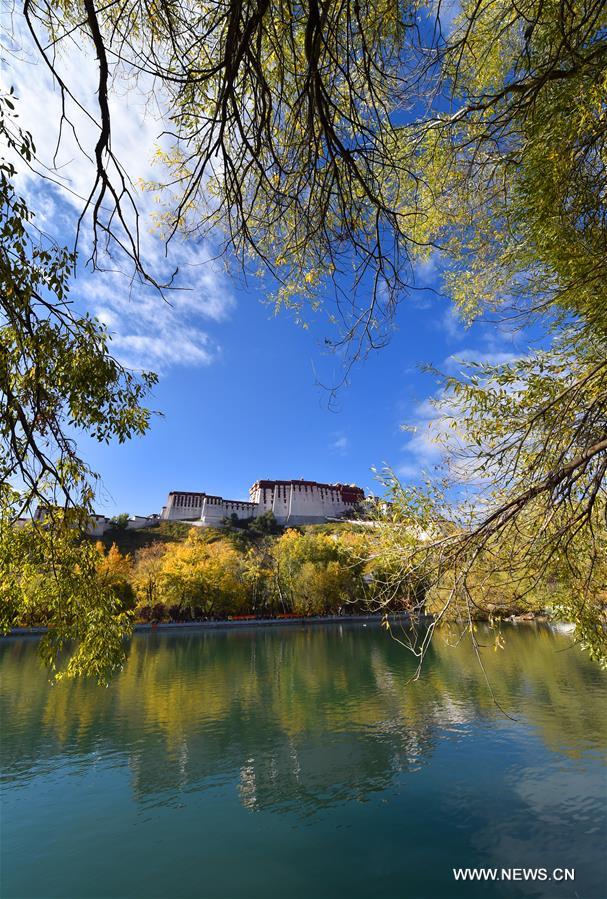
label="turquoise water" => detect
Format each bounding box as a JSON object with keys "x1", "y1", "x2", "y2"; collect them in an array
[{"x1": 1, "y1": 623, "x2": 606, "y2": 899}]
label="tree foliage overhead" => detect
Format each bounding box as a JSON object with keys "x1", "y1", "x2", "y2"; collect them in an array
[
  {"x1": 19, "y1": 1, "x2": 607, "y2": 346},
  {"x1": 22, "y1": 0, "x2": 438, "y2": 358}
]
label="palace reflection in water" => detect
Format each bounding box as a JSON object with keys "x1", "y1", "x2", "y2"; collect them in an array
[{"x1": 1, "y1": 623, "x2": 606, "y2": 899}]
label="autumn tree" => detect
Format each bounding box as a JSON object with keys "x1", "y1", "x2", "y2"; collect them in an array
[
  {"x1": 160, "y1": 529, "x2": 247, "y2": 618},
  {"x1": 131, "y1": 543, "x2": 168, "y2": 612},
  {"x1": 96, "y1": 542, "x2": 136, "y2": 611}
]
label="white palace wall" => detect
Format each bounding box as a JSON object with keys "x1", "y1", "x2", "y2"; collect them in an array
[{"x1": 161, "y1": 479, "x2": 364, "y2": 527}]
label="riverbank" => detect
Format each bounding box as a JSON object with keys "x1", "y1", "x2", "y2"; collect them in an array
[
  {"x1": 7, "y1": 612, "x2": 432, "y2": 636},
  {"x1": 5, "y1": 611, "x2": 566, "y2": 637}
]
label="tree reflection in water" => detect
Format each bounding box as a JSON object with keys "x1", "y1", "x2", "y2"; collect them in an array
[{"x1": 2, "y1": 623, "x2": 605, "y2": 815}]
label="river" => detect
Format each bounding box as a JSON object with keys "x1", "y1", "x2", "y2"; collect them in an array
[{"x1": 1, "y1": 622, "x2": 605, "y2": 898}]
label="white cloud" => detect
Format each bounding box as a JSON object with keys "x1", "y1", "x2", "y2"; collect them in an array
[
  {"x1": 398, "y1": 390, "x2": 490, "y2": 492},
  {"x1": 110, "y1": 331, "x2": 214, "y2": 370},
  {"x1": 397, "y1": 343, "x2": 527, "y2": 487},
  {"x1": 444, "y1": 349, "x2": 521, "y2": 374},
  {"x1": 5, "y1": 16, "x2": 234, "y2": 372},
  {"x1": 412, "y1": 251, "x2": 443, "y2": 288},
  {"x1": 330, "y1": 434, "x2": 350, "y2": 455},
  {"x1": 398, "y1": 397, "x2": 448, "y2": 481},
  {"x1": 408, "y1": 251, "x2": 446, "y2": 309},
  {"x1": 440, "y1": 304, "x2": 468, "y2": 341},
  {"x1": 396, "y1": 461, "x2": 424, "y2": 480}
]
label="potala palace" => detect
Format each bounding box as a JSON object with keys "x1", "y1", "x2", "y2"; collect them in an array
[
  {"x1": 161, "y1": 478, "x2": 366, "y2": 527},
  {"x1": 27, "y1": 477, "x2": 367, "y2": 537}
]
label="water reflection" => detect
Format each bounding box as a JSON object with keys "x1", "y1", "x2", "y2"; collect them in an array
[
  {"x1": 3, "y1": 623, "x2": 607, "y2": 899},
  {"x1": 1, "y1": 624, "x2": 605, "y2": 815}
]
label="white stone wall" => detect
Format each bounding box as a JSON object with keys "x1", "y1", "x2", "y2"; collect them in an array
[
  {"x1": 200, "y1": 496, "x2": 257, "y2": 526},
  {"x1": 125, "y1": 515, "x2": 160, "y2": 531},
  {"x1": 87, "y1": 515, "x2": 111, "y2": 537},
  {"x1": 162, "y1": 492, "x2": 257, "y2": 524},
  {"x1": 163, "y1": 480, "x2": 364, "y2": 527},
  {"x1": 162, "y1": 492, "x2": 206, "y2": 520},
  {"x1": 30, "y1": 508, "x2": 158, "y2": 536},
  {"x1": 249, "y1": 481, "x2": 362, "y2": 524}
]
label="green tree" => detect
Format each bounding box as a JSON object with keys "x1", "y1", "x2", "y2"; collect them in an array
[
  {"x1": 1, "y1": 517, "x2": 133, "y2": 681},
  {"x1": 249, "y1": 511, "x2": 281, "y2": 536},
  {"x1": 271, "y1": 529, "x2": 365, "y2": 614},
  {"x1": 109, "y1": 513, "x2": 130, "y2": 532},
  {"x1": 19, "y1": 0, "x2": 426, "y2": 360}
]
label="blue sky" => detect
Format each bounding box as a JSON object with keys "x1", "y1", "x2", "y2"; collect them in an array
[
  {"x1": 8, "y1": 23, "x2": 531, "y2": 517},
  {"x1": 76, "y1": 273, "x2": 528, "y2": 518}
]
